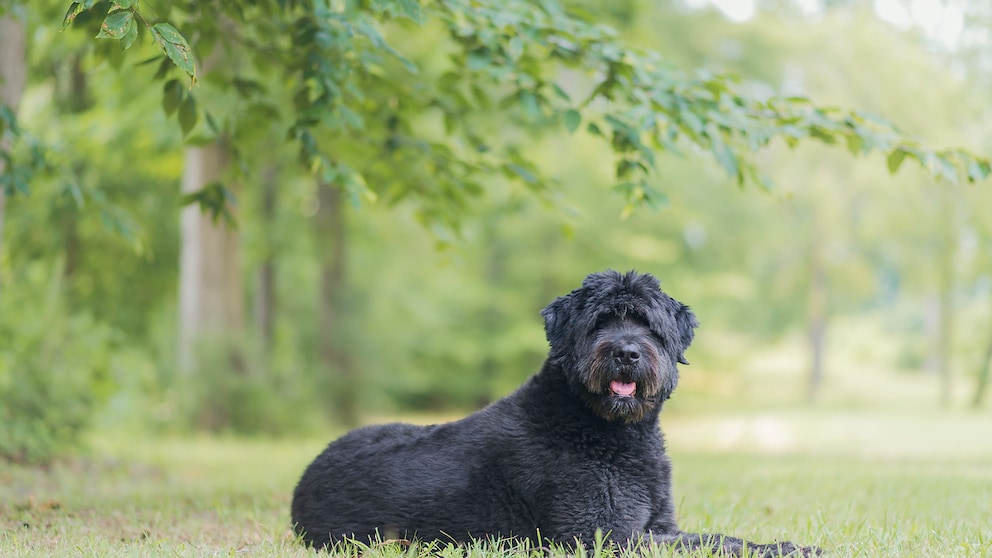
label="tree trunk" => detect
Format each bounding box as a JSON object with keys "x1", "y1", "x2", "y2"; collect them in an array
[
  {"x1": 969, "y1": 284, "x2": 992, "y2": 407},
  {"x1": 936, "y1": 272, "x2": 953, "y2": 408},
  {"x1": 935, "y1": 186, "x2": 954, "y2": 408},
  {"x1": 806, "y1": 227, "x2": 827, "y2": 402},
  {"x1": 177, "y1": 141, "x2": 243, "y2": 373},
  {"x1": 315, "y1": 181, "x2": 357, "y2": 427},
  {"x1": 971, "y1": 320, "x2": 992, "y2": 408},
  {"x1": 0, "y1": 14, "x2": 27, "y2": 272},
  {"x1": 254, "y1": 166, "x2": 277, "y2": 359},
  {"x1": 476, "y1": 222, "x2": 508, "y2": 408},
  {"x1": 59, "y1": 56, "x2": 89, "y2": 288},
  {"x1": 922, "y1": 294, "x2": 941, "y2": 375},
  {"x1": 175, "y1": 39, "x2": 243, "y2": 375}
]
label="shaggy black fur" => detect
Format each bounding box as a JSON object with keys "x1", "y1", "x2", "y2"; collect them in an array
[{"x1": 291, "y1": 270, "x2": 820, "y2": 557}]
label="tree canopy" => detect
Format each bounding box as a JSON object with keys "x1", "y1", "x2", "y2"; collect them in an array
[{"x1": 36, "y1": 0, "x2": 990, "y2": 227}]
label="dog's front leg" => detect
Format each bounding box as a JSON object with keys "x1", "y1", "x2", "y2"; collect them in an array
[{"x1": 648, "y1": 531, "x2": 820, "y2": 557}]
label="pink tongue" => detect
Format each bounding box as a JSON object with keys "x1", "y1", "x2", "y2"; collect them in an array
[{"x1": 610, "y1": 381, "x2": 636, "y2": 397}]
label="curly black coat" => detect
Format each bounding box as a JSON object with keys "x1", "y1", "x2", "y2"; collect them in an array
[{"x1": 291, "y1": 270, "x2": 819, "y2": 557}]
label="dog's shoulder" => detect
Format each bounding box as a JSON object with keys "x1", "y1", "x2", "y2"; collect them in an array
[{"x1": 335, "y1": 422, "x2": 422, "y2": 443}]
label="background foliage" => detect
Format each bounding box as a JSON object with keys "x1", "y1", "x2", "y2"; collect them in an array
[{"x1": 2, "y1": 0, "x2": 992, "y2": 464}]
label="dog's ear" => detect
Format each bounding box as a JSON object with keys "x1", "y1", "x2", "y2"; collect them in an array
[
  {"x1": 648, "y1": 297, "x2": 698, "y2": 365},
  {"x1": 541, "y1": 294, "x2": 573, "y2": 348},
  {"x1": 672, "y1": 302, "x2": 698, "y2": 365}
]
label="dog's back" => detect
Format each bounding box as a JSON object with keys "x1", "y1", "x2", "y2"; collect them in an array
[{"x1": 291, "y1": 397, "x2": 537, "y2": 548}]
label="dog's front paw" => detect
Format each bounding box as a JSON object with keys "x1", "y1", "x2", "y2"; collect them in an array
[{"x1": 750, "y1": 541, "x2": 822, "y2": 557}]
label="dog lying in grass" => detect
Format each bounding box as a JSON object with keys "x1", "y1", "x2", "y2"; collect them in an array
[{"x1": 292, "y1": 270, "x2": 820, "y2": 556}]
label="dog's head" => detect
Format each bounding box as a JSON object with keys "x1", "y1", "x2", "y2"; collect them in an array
[{"x1": 541, "y1": 270, "x2": 698, "y2": 423}]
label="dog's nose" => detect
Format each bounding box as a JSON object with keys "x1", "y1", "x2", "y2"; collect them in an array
[{"x1": 614, "y1": 344, "x2": 640, "y2": 365}]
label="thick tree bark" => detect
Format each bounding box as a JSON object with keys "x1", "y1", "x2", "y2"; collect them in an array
[
  {"x1": 0, "y1": 14, "x2": 27, "y2": 270},
  {"x1": 177, "y1": 142, "x2": 243, "y2": 373},
  {"x1": 315, "y1": 182, "x2": 357, "y2": 426}
]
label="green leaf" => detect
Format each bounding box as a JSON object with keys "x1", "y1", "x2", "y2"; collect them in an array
[
  {"x1": 181, "y1": 181, "x2": 236, "y2": 225},
  {"x1": 680, "y1": 110, "x2": 703, "y2": 135},
  {"x1": 710, "y1": 135, "x2": 738, "y2": 178},
  {"x1": 809, "y1": 125, "x2": 836, "y2": 144},
  {"x1": 519, "y1": 91, "x2": 540, "y2": 119},
  {"x1": 0, "y1": 104, "x2": 17, "y2": 131},
  {"x1": 113, "y1": 0, "x2": 135, "y2": 7},
  {"x1": 844, "y1": 134, "x2": 864, "y2": 156},
  {"x1": 507, "y1": 35, "x2": 524, "y2": 61},
  {"x1": 121, "y1": 18, "x2": 138, "y2": 51},
  {"x1": 232, "y1": 78, "x2": 265, "y2": 98},
  {"x1": 967, "y1": 160, "x2": 992, "y2": 182},
  {"x1": 63, "y1": 181, "x2": 85, "y2": 208},
  {"x1": 96, "y1": 10, "x2": 134, "y2": 40},
  {"x1": 372, "y1": 0, "x2": 423, "y2": 23},
  {"x1": 886, "y1": 148, "x2": 907, "y2": 174},
  {"x1": 641, "y1": 184, "x2": 669, "y2": 210},
  {"x1": 616, "y1": 159, "x2": 640, "y2": 179},
  {"x1": 563, "y1": 109, "x2": 581, "y2": 134},
  {"x1": 162, "y1": 79, "x2": 184, "y2": 115},
  {"x1": 178, "y1": 95, "x2": 197, "y2": 136},
  {"x1": 183, "y1": 130, "x2": 218, "y2": 146},
  {"x1": 151, "y1": 23, "x2": 196, "y2": 81},
  {"x1": 396, "y1": 0, "x2": 424, "y2": 23},
  {"x1": 339, "y1": 106, "x2": 365, "y2": 130},
  {"x1": 205, "y1": 112, "x2": 219, "y2": 134},
  {"x1": 942, "y1": 158, "x2": 959, "y2": 183},
  {"x1": 466, "y1": 49, "x2": 490, "y2": 71},
  {"x1": 753, "y1": 171, "x2": 775, "y2": 192},
  {"x1": 506, "y1": 163, "x2": 537, "y2": 184},
  {"x1": 62, "y1": 2, "x2": 84, "y2": 31},
  {"x1": 470, "y1": 84, "x2": 491, "y2": 107},
  {"x1": 13, "y1": 173, "x2": 30, "y2": 195},
  {"x1": 153, "y1": 57, "x2": 173, "y2": 81},
  {"x1": 550, "y1": 83, "x2": 571, "y2": 101}
]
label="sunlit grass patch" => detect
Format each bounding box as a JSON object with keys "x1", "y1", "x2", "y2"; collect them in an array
[{"x1": 2, "y1": 421, "x2": 991, "y2": 557}]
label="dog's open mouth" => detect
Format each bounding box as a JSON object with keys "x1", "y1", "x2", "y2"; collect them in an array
[{"x1": 609, "y1": 380, "x2": 637, "y2": 397}]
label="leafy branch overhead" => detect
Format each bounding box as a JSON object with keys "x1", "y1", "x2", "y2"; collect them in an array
[
  {"x1": 431, "y1": 0, "x2": 989, "y2": 193},
  {"x1": 63, "y1": 1, "x2": 195, "y2": 81},
  {"x1": 58, "y1": 0, "x2": 989, "y2": 225}
]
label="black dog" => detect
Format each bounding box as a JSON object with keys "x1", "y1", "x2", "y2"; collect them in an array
[{"x1": 292, "y1": 270, "x2": 819, "y2": 556}]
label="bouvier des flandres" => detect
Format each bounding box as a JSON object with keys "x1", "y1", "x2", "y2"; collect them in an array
[{"x1": 292, "y1": 270, "x2": 819, "y2": 556}]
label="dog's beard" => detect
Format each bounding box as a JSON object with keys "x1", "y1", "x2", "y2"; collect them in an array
[{"x1": 579, "y1": 340, "x2": 664, "y2": 424}]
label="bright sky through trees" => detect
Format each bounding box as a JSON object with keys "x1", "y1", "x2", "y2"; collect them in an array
[{"x1": 685, "y1": 0, "x2": 965, "y2": 50}]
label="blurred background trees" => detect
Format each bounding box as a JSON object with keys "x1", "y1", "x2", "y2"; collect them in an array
[{"x1": 2, "y1": 0, "x2": 991, "y2": 463}]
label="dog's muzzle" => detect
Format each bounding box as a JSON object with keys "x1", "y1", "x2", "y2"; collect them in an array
[
  {"x1": 607, "y1": 343, "x2": 642, "y2": 397},
  {"x1": 579, "y1": 334, "x2": 668, "y2": 423}
]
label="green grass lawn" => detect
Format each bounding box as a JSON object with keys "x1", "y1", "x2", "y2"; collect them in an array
[{"x1": 2, "y1": 410, "x2": 991, "y2": 557}]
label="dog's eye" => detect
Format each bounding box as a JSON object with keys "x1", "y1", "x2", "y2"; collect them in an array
[
  {"x1": 592, "y1": 314, "x2": 614, "y2": 331},
  {"x1": 635, "y1": 314, "x2": 653, "y2": 328}
]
